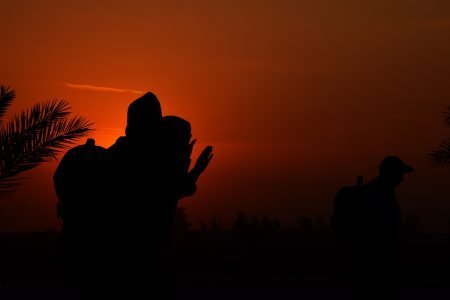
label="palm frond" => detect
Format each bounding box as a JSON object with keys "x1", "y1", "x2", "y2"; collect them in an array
[
  {"x1": 0, "y1": 99, "x2": 93, "y2": 189},
  {"x1": 0, "y1": 86, "x2": 16, "y2": 122},
  {"x1": 0, "y1": 178, "x2": 22, "y2": 193},
  {"x1": 428, "y1": 139, "x2": 450, "y2": 167}
]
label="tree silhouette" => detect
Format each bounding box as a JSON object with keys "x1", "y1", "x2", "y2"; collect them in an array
[
  {"x1": 429, "y1": 106, "x2": 450, "y2": 167},
  {"x1": 0, "y1": 85, "x2": 93, "y2": 192}
]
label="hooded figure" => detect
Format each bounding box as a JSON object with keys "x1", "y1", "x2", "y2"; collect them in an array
[
  {"x1": 126, "y1": 92, "x2": 162, "y2": 142},
  {"x1": 100, "y1": 92, "x2": 166, "y2": 298}
]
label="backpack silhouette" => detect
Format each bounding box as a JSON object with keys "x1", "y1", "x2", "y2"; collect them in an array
[
  {"x1": 331, "y1": 176, "x2": 365, "y2": 238},
  {"x1": 54, "y1": 138, "x2": 108, "y2": 239}
]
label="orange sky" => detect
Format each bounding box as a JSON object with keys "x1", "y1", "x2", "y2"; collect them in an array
[{"x1": 1, "y1": 0, "x2": 450, "y2": 231}]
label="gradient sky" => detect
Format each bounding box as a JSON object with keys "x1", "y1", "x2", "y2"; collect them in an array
[{"x1": 1, "y1": 0, "x2": 449, "y2": 231}]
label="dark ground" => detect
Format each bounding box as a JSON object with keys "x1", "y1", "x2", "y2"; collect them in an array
[{"x1": 0, "y1": 231, "x2": 449, "y2": 299}]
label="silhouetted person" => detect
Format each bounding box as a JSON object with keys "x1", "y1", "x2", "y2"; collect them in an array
[
  {"x1": 106, "y1": 93, "x2": 213, "y2": 298},
  {"x1": 158, "y1": 115, "x2": 213, "y2": 279},
  {"x1": 54, "y1": 93, "x2": 164, "y2": 298},
  {"x1": 54, "y1": 92, "x2": 213, "y2": 299},
  {"x1": 91, "y1": 92, "x2": 166, "y2": 299},
  {"x1": 54, "y1": 138, "x2": 109, "y2": 288},
  {"x1": 332, "y1": 156, "x2": 414, "y2": 300}
]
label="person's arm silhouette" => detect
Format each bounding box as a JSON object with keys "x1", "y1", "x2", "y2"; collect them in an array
[
  {"x1": 190, "y1": 145, "x2": 213, "y2": 182},
  {"x1": 180, "y1": 139, "x2": 197, "y2": 174},
  {"x1": 174, "y1": 145, "x2": 213, "y2": 199}
]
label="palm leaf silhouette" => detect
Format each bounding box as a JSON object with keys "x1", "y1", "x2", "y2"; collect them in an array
[
  {"x1": 429, "y1": 139, "x2": 450, "y2": 167},
  {"x1": 0, "y1": 85, "x2": 93, "y2": 192},
  {"x1": 0, "y1": 86, "x2": 16, "y2": 122},
  {"x1": 429, "y1": 106, "x2": 450, "y2": 167}
]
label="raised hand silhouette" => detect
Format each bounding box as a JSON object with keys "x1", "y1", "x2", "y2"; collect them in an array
[
  {"x1": 181, "y1": 139, "x2": 196, "y2": 173},
  {"x1": 191, "y1": 145, "x2": 213, "y2": 181}
]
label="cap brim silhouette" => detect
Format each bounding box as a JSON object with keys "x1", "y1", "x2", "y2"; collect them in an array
[
  {"x1": 401, "y1": 164, "x2": 414, "y2": 173},
  {"x1": 379, "y1": 156, "x2": 415, "y2": 175}
]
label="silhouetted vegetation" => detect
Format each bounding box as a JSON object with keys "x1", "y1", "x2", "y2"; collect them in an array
[
  {"x1": 0, "y1": 88, "x2": 446, "y2": 300},
  {"x1": 0, "y1": 210, "x2": 446, "y2": 300},
  {"x1": 429, "y1": 106, "x2": 450, "y2": 166},
  {"x1": 0, "y1": 85, "x2": 92, "y2": 192},
  {"x1": 174, "y1": 209, "x2": 422, "y2": 239}
]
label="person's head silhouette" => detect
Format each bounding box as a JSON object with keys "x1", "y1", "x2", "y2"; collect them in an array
[
  {"x1": 125, "y1": 92, "x2": 162, "y2": 141},
  {"x1": 162, "y1": 116, "x2": 192, "y2": 147},
  {"x1": 378, "y1": 156, "x2": 414, "y2": 187},
  {"x1": 161, "y1": 116, "x2": 192, "y2": 174}
]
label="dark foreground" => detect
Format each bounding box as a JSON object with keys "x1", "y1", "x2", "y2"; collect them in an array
[{"x1": 0, "y1": 231, "x2": 449, "y2": 299}]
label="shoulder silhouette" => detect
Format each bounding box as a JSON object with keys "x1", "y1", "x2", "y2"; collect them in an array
[{"x1": 54, "y1": 138, "x2": 108, "y2": 238}]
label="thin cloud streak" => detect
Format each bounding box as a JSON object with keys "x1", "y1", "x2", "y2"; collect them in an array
[{"x1": 61, "y1": 82, "x2": 145, "y2": 94}]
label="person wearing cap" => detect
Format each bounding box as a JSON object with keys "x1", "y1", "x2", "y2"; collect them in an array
[
  {"x1": 350, "y1": 156, "x2": 414, "y2": 299},
  {"x1": 360, "y1": 156, "x2": 414, "y2": 239}
]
